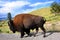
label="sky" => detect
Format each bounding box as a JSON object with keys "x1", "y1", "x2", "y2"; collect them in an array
[{"x1": 0, "y1": 0, "x2": 60, "y2": 19}]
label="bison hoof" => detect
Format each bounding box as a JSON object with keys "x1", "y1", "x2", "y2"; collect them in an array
[
  {"x1": 20, "y1": 36, "x2": 23, "y2": 38},
  {"x1": 43, "y1": 35, "x2": 46, "y2": 38},
  {"x1": 13, "y1": 31, "x2": 16, "y2": 33},
  {"x1": 28, "y1": 34, "x2": 32, "y2": 37},
  {"x1": 33, "y1": 34, "x2": 36, "y2": 37}
]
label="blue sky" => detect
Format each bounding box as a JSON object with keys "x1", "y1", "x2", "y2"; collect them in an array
[{"x1": 0, "y1": 0, "x2": 60, "y2": 18}]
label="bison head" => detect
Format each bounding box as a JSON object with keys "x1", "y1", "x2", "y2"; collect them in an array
[{"x1": 8, "y1": 20, "x2": 16, "y2": 33}]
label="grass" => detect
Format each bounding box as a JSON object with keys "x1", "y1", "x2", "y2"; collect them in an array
[
  {"x1": 0, "y1": 21, "x2": 12, "y2": 33},
  {"x1": 0, "y1": 20, "x2": 60, "y2": 33},
  {"x1": 30, "y1": 7, "x2": 60, "y2": 22},
  {"x1": 30, "y1": 7, "x2": 60, "y2": 32},
  {"x1": 0, "y1": 7, "x2": 60, "y2": 33}
]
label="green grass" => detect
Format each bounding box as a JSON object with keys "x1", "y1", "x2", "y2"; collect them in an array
[
  {"x1": 30, "y1": 7, "x2": 60, "y2": 22},
  {"x1": 0, "y1": 21, "x2": 12, "y2": 33},
  {"x1": 0, "y1": 7, "x2": 60, "y2": 33},
  {"x1": 0, "y1": 20, "x2": 60, "y2": 33},
  {"x1": 30, "y1": 7, "x2": 60, "y2": 32}
]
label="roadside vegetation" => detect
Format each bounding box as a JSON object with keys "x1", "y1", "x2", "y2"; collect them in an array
[{"x1": 0, "y1": 2, "x2": 60, "y2": 33}]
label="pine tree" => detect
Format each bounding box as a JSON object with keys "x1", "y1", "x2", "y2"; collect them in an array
[{"x1": 51, "y1": 2, "x2": 60, "y2": 15}]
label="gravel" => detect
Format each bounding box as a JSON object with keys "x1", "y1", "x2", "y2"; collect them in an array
[{"x1": 0, "y1": 32, "x2": 60, "y2": 40}]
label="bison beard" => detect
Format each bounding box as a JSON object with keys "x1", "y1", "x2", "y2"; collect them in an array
[{"x1": 8, "y1": 13, "x2": 46, "y2": 38}]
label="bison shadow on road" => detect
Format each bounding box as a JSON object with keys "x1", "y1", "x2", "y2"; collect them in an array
[
  {"x1": 23, "y1": 31, "x2": 54, "y2": 38},
  {"x1": 23, "y1": 31, "x2": 60, "y2": 38}
]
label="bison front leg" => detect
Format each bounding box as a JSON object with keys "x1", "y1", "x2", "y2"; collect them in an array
[
  {"x1": 40, "y1": 26, "x2": 46, "y2": 37},
  {"x1": 36, "y1": 27, "x2": 39, "y2": 34},
  {"x1": 25, "y1": 29, "x2": 31, "y2": 37},
  {"x1": 20, "y1": 30, "x2": 25, "y2": 38}
]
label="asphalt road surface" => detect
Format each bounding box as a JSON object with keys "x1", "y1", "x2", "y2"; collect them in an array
[{"x1": 0, "y1": 32, "x2": 60, "y2": 40}]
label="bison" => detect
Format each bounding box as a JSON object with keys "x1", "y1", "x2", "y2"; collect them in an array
[{"x1": 8, "y1": 13, "x2": 46, "y2": 38}]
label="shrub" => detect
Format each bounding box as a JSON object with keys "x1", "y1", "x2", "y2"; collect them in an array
[{"x1": 0, "y1": 29, "x2": 2, "y2": 33}]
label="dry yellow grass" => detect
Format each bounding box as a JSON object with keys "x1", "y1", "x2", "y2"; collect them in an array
[
  {"x1": 0, "y1": 21, "x2": 60, "y2": 33},
  {"x1": 0, "y1": 7, "x2": 60, "y2": 33}
]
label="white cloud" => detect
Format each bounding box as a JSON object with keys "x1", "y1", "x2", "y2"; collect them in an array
[
  {"x1": 0, "y1": 0, "x2": 54, "y2": 15},
  {"x1": 22, "y1": 1, "x2": 54, "y2": 13},
  {"x1": 30, "y1": 2, "x2": 41, "y2": 7},
  {"x1": 29, "y1": 1, "x2": 54, "y2": 7},
  {"x1": 0, "y1": 1, "x2": 30, "y2": 14},
  {"x1": 45, "y1": 1, "x2": 54, "y2": 4},
  {"x1": 4, "y1": 1, "x2": 30, "y2": 8},
  {"x1": 22, "y1": 9, "x2": 35, "y2": 13}
]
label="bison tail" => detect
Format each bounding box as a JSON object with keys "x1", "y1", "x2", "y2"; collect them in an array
[{"x1": 8, "y1": 12, "x2": 12, "y2": 21}]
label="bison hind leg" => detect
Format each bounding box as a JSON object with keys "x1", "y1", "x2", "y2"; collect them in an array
[
  {"x1": 36, "y1": 27, "x2": 39, "y2": 34},
  {"x1": 40, "y1": 26, "x2": 46, "y2": 37}
]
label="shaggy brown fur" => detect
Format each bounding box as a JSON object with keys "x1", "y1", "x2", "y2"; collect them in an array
[{"x1": 8, "y1": 13, "x2": 46, "y2": 38}]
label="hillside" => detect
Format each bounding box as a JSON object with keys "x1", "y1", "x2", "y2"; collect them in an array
[
  {"x1": 30, "y1": 7, "x2": 60, "y2": 21},
  {"x1": 30, "y1": 7, "x2": 51, "y2": 16},
  {"x1": 0, "y1": 7, "x2": 60, "y2": 33}
]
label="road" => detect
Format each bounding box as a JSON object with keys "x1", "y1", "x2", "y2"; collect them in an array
[{"x1": 0, "y1": 32, "x2": 60, "y2": 40}]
